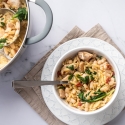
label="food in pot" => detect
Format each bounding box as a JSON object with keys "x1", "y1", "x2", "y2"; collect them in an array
[
  {"x1": 0, "y1": 0, "x2": 28, "y2": 69},
  {"x1": 57, "y1": 51, "x2": 116, "y2": 112},
  {"x1": 7, "y1": 0, "x2": 21, "y2": 9},
  {"x1": 0, "y1": 11, "x2": 20, "y2": 47}
]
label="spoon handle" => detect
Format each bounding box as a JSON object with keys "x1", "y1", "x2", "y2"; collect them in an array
[{"x1": 12, "y1": 80, "x2": 68, "y2": 89}]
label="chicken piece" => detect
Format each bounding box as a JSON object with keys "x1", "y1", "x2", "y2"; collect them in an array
[
  {"x1": 0, "y1": 27, "x2": 5, "y2": 37},
  {"x1": 15, "y1": 21, "x2": 20, "y2": 30},
  {"x1": 109, "y1": 77, "x2": 116, "y2": 87},
  {"x1": 78, "y1": 61, "x2": 84, "y2": 72},
  {"x1": 98, "y1": 58, "x2": 106, "y2": 65},
  {"x1": 65, "y1": 87, "x2": 70, "y2": 93},
  {"x1": 2, "y1": 2, "x2": 10, "y2": 9},
  {"x1": 5, "y1": 23, "x2": 11, "y2": 33},
  {"x1": 100, "y1": 84, "x2": 110, "y2": 92},
  {"x1": 61, "y1": 75, "x2": 70, "y2": 81},
  {"x1": 7, "y1": 0, "x2": 21, "y2": 9},
  {"x1": 58, "y1": 89, "x2": 65, "y2": 99},
  {"x1": 70, "y1": 98, "x2": 76, "y2": 104},
  {"x1": 61, "y1": 63, "x2": 78, "y2": 75},
  {"x1": 78, "y1": 52, "x2": 93, "y2": 61},
  {"x1": 7, "y1": 22, "x2": 15, "y2": 30},
  {"x1": 104, "y1": 70, "x2": 113, "y2": 77}
]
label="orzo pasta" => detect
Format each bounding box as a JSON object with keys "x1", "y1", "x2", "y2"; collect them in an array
[{"x1": 57, "y1": 51, "x2": 116, "y2": 112}]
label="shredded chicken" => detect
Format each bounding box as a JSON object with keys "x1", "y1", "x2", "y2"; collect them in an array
[
  {"x1": 58, "y1": 89, "x2": 65, "y2": 99},
  {"x1": 78, "y1": 51, "x2": 93, "y2": 61},
  {"x1": 78, "y1": 61, "x2": 84, "y2": 72},
  {"x1": 7, "y1": 0, "x2": 21, "y2": 9}
]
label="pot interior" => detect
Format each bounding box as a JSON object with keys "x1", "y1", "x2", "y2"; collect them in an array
[{"x1": 0, "y1": 0, "x2": 29, "y2": 71}]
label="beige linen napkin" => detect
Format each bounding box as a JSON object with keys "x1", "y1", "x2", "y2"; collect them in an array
[{"x1": 15, "y1": 24, "x2": 124, "y2": 125}]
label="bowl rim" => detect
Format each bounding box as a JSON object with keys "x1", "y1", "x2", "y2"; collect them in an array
[{"x1": 52, "y1": 46, "x2": 120, "y2": 115}]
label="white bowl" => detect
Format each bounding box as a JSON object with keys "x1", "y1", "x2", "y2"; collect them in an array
[{"x1": 52, "y1": 46, "x2": 120, "y2": 115}]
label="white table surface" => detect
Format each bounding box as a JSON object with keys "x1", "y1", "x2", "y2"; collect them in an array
[{"x1": 0, "y1": 0, "x2": 125, "y2": 125}]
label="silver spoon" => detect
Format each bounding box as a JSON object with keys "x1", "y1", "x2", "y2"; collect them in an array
[
  {"x1": 0, "y1": 8, "x2": 20, "y2": 46},
  {"x1": 12, "y1": 80, "x2": 68, "y2": 89}
]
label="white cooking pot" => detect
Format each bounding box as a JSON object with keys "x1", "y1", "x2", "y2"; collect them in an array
[{"x1": 0, "y1": 0, "x2": 53, "y2": 71}]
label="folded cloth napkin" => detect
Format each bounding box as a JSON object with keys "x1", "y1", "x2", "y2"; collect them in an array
[{"x1": 15, "y1": 24, "x2": 124, "y2": 125}]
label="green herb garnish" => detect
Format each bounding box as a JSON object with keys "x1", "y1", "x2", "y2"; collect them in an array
[
  {"x1": 1, "y1": 18, "x2": 4, "y2": 20},
  {"x1": 0, "y1": 38, "x2": 7, "y2": 49},
  {"x1": 0, "y1": 22, "x2": 5, "y2": 27},
  {"x1": 12, "y1": 8, "x2": 28, "y2": 21},
  {"x1": 77, "y1": 75, "x2": 89, "y2": 84},
  {"x1": 0, "y1": 44, "x2": 4, "y2": 49},
  {"x1": 85, "y1": 94, "x2": 88, "y2": 97},
  {"x1": 85, "y1": 91, "x2": 91, "y2": 97},
  {"x1": 68, "y1": 74, "x2": 74, "y2": 81},
  {"x1": 78, "y1": 92, "x2": 85, "y2": 100},
  {"x1": 85, "y1": 68, "x2": 92, "y2": 75},
  {"x1": 90, "y1": 75, "x2": 94, "y2": 81},
  {"x1": 87, "y1": 91, "x2": 91, "y2": 96},
  {"x1": 78, "y1": 89, "x2": 114, "y2": 103},
  {"x1": 93, "y1": 71, "x2": 97, "y2": 75},
  {"x1": 94, "y1": 89, "x2": 101, "y2": 94},
  {"x1": 66, "y1": 65, "x2": 74, "y2": 70},
  {"x1": 97, "y1": 55, "x2": 102, "y2": 59},
  {"x1": 85, "y1": 68, "x2": 95, "y2": 81},
  {"x1": 58, "y1": 86, "x2": 65, "y2": 90},
  {"x1": 0, "y1": 38, "x2": 7, "y2": 43}
]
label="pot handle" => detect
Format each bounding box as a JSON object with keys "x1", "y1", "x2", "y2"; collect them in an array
[{"x1": 26, "y1": 0, "x2": 53, "y2": 45}]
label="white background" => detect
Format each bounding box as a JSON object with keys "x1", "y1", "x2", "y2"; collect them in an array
[{"x1": 0, "y1": 0, "x2": 125, "y2": 125}]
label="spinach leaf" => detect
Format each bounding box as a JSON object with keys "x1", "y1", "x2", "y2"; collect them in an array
[
  {"x1": 0, "y1": 44, "x2": 4, "y2": 49},
  {"x1": 0, "y1": 22, "x2": 5, "y2": 27},
  {"x1": 93, "y1": 71, "x2": 97, "y2": 75},
  {"x1": 66, "y1": 65, "x2": 74, "y2": 70},
  {"x1": 85, "y1": 68, "x2": 95, "y2": 81},
  {"x1": 0, "y1": 38, "x2": 7, "y2": 43},
  {"x1": 68, "y1": 74, "x2": 74, "y2": 81},
  {"x1": 90, "y1": 75, "x2": 94, "y2": 81},
  {"x1": 78, "y1": 89, "x2": 114, "y2": 103},
  {"x1": 58, "y1": 86, "x2": 65, "y2": 90},
  {"x1": 97, "y1": 55, "x2": 102, "y2": 59},
  {"x1": 78, "y1": 92, "x2": 84, "y2": 100},
  {"x1": 77, "y1": 75, "x2": 89, "y2": 84},
  {"x1": 85, "y1": 68, "x2": 92, "y2": 75},
  {"x1": 78, "y1": 91, "x2": 106, "y2": 103},
  {"x1": 12, "y1": 8, "x2": 28, "y2": 21}
]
